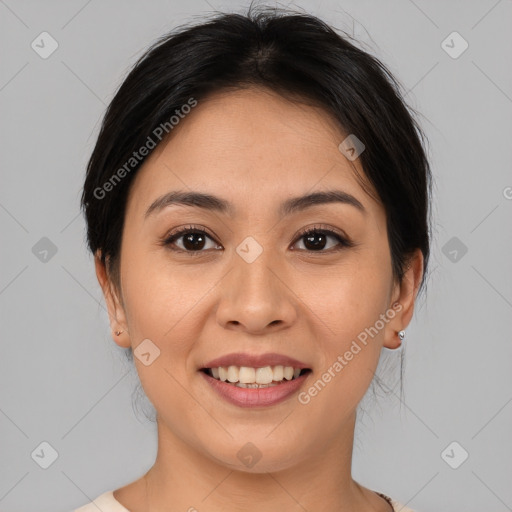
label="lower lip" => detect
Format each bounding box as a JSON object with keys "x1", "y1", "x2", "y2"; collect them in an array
[{"x1": 199, "y1": 370, "x2": 310, "y2": 408}]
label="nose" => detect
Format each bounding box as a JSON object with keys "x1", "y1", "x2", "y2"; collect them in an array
[{"x1": 216, "y1": 247, "x2": 298, "y2": 334}]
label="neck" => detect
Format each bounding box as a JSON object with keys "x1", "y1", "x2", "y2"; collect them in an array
[{"x1": 138, "y1": 412, "x2": 390, "y2": 512}]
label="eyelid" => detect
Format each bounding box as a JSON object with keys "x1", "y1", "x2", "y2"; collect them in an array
[
  {"x1": 160, "y1": 223, "x2": 354, "y2": 252},
  {"x1": 162, "y1": 224, "x2": 216, "y2": 242},
  {"x1": 291, "y1": 223, "x2": 353, "y2": 248},
  {"x1": 160, "y1": 224, "x2": 219, "y2": 249}
]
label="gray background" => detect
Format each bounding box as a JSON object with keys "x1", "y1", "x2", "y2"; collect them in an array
[{"x1": 1, "y1": 0, "x2": 511, "y2": 511}]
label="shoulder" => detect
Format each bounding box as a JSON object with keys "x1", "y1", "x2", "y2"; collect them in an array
[
  {"x1": 72, "y1": 490, "x2": 129, "y2": 512},
  {"x1": 389, "y1": 498, "x2": 417, "y2": 512},
  {"x1": 376, "y1": 492, "x2": 417, "y2": 512}
]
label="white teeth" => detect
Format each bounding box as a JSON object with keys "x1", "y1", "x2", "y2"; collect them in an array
[
  {"x1": 218, "y1": 366, "x2": 228, "y2": 382},
  {"x1": 207, "y1": 365, "x2": 306, "y2": 384},
  {"x1": 236, "y1": 382, "x2": 279, "y2": 388},
  {"x1": 239, "y1": 366, "x2": 256, "y2": 384},
  {"x1": 283, "y1": 366, "x2": 294, "y2": 380},
  {"x1": 255, "y1": 366, "x2": 274, "y2": 384},
  {"x1": 273, "y1": 365, "x2": 284, "y2": 380},
  {"x1": 227, "y1": 365, "x2": 239, "y2": 383}
]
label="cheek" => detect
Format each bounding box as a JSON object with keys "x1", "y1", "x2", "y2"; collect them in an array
[
  {"x1": 122, "y1": 243, "x2": 201, "y2": 324},
  {"x1": 120, "y1": 251, "x2": 207, "y2": 421},
  {"x1": 120, "y1": 259, "x2": 223, "y2": 457},
  {"x1": 296, "y1": 252, "x2": 392, "y2": 398},
  {"x1": 298, "y1": 251, "x2": 392, "y2": 337},
  {"x1": 296, "y1": 281, "x2": 389, "y2": 426}
]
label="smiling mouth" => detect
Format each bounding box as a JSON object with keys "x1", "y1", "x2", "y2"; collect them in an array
[{"x1": 200, "y1": 366, "x2": 312, "y2": 388}]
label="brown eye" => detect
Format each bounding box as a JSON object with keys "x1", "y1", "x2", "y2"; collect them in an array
[
  {"x1": 161, "y1": 225, "x2": 352, "y2": 255},
  {"x1": 162, "y1": 226, "x2": 221, "y2": 253},
  {"x1": 292, "y1": 227, "x2": 352, "y2": 252}
]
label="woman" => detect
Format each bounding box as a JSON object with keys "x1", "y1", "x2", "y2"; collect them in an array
[{"x1": 76, "y1": 5, "x2": 431, "y2": 511}]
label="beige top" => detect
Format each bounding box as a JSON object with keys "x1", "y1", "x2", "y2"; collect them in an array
[{"x1": 73, "y1": 490, "x2": 417, "y2": 511}]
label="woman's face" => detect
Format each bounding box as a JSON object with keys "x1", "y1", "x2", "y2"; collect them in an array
[{"x1": 97, "y1": 87, "x2": 421, "y2": 472}]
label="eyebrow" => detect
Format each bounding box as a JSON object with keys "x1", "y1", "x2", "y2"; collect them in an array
[{"x1": 144, "y1": 189, "x2": 365, "y2": 219}]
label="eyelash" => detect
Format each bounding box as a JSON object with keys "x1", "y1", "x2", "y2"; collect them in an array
[{"x1": 160, "y1": 224, "x2": 354, "y2": 255}]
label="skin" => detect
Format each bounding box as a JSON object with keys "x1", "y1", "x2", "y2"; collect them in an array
[{"x1": 95, "y1": 87, "x2": 423, "y2": 512}]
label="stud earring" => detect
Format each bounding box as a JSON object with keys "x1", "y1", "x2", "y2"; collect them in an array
[
  {"x1": 398, "y1": 330, "x2": 405, "y2": 341},
  {"x1": 114, "y1": 330, "x2": 124, "y2": 336}
]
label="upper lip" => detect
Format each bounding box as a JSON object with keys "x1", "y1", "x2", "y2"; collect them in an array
[{"x1": 201, "y1": 352, "x2": 310, "y2": 370}]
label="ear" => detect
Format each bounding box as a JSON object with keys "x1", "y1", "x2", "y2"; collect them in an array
[
  {"x1": 383, "y1": 248, "x2": 424, "y2": 349},
  {"x1": 94, "y1": 250, "x2": 130, "y2": 348}
]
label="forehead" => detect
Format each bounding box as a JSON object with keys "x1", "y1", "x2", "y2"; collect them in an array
[{"x1": 126, "y1": 87, "x2": 378, "y2": 218}]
